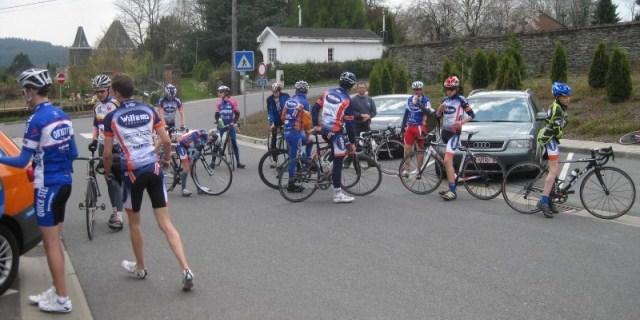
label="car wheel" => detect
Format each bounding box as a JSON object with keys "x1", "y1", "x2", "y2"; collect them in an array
[{"x1": 0, "y1": 224, "x2": 19, "y2": 296}]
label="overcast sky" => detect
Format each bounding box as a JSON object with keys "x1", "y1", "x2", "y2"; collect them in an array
[{"x1": 0, "y1": 0, "x2": 635, "y2": 46}]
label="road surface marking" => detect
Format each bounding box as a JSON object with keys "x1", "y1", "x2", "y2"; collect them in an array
[{"x1": 559, "y1": 152, "x2": 574, "y2": 180}]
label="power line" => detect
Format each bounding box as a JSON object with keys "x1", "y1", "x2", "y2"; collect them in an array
[{"x1": 0, "y1": 0, "x2": 59, "y2": 11}]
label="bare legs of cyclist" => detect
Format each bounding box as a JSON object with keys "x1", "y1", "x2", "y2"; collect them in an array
[
  {"x1": 538, "y1": 159, "x2": 560, "y2": 218},
  {"x1": 180, "y1": 158, "x2": 192, "y2": 197}
]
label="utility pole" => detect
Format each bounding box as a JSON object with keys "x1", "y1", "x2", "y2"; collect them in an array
[
  {"x1": 298, "y1": 4, "x2": 302, "y2": 27},
  {"x1": 231, "y1": 0, "x2": 238, "y2": 94}
]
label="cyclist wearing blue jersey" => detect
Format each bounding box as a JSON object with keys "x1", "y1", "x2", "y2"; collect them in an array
[
  {"x1": 401, "y1": 80, "x2": 436, "y2": 177},
  {"x1": 102, "y1": 74, "x2": 194, "y2": 291},
  {"x1": 157, "y1": 84, "x2": 185, "y2": 133},
  {"x1": 215, "y1": 85, "x2": 245, "y2": 168},
  {"x1": 267, "y1": 82, "x2": 290, "y2": 160},
  {"x1": 282, "y1": 80, "x2": 312, "y2": 192},
  {"x1": 0, "y1": 69, "x2": 78, "y2": 313},
  {"x1": 175, "y1": 129, "x2": 209, "y2": 197}
]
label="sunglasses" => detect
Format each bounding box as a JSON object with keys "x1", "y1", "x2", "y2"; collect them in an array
[{"x1": 95, "y1": 90, "x2": 107, "y2": 94}]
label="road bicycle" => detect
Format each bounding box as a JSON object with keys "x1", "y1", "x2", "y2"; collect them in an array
[
  {"x1": 278, "y1": 132, "x2": 382, "y2": 202},
  {"x1": 398, "y1": 130, "x2": 505, "y2": 200},
  {"x1": 619, "y1": 130, "x2": 640, "y2": 145},
  {"x1": 502, "y1": 146, "x2": 636, "y2": 219},
  {"x1": 356, "y1": 126, "x2": 404, "y2": 176},
  {"x1": 164, "y1": 137, "x2": 233, "y2": 196},
  {"x1": 77, "y1": 150, "x2": 106, "y2": 240},
  {"x1": 259, "y1": 126, "x2": 288, "y2": 189},
  {"x1": 213, "y1": 123, "x2": 238, "y2": 171}
]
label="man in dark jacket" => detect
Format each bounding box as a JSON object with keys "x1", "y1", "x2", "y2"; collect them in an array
[
  {"x1": 349, "y1": 81, "x2": 377, "y2": 141},
  {"x1": 266, "y1": 82, "x2": 290, "y2": 159}
]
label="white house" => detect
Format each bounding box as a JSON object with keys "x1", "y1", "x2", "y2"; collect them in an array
[{"x1": 257, "y1": 26, "x2": 384, "y2": 65}]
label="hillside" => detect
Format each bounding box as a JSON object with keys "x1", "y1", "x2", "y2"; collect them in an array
[{"x1": 0, "y1": 38, "x2": 68, "y2": 69}]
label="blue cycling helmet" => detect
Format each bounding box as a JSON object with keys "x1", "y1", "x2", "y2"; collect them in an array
[
  {"x1": 551, "y1": 82, "x2": 572, "y2": 97},
  {"x1": 165, "y1": 84, "x2": 177, "y2": 97}
]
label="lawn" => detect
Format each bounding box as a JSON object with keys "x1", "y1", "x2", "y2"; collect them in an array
[{"x1": 179, "y1": 77, "x2": 212, "y2": 102}]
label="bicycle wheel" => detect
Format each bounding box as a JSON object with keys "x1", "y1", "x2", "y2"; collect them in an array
[
  {"x1": 342, "y1": 154, "x2": 382, "y2": 196},
  {"x1": 164, "y1": 159, "x2": 178, "y2": 192},
  {"x1": 258, "y1": 149, "x2": 288, "y2": 189},
  {"x1": 463, "y1": 153, "x2": 505, "y2": 200},
  {"x1": 191, "y1": 155, "x2": 233, "y2": 196},
  {"x1": 399, "y1": 151, "x2": 443, "y2": 194},
  {"x1": 580, "y1": 166, "x2": 636, "y2": 219},
  {"x1": 85, "y1": 178, "x2": 97, "y2": 241},
  {"x1": 618, "y1": 131, "x2": 640, "y2": 145},
  {"x1": 278, "y1": 158, "x2": 317, "y2": 202},
  {"x1": 226, "y1": 139, "x2": 236, "y2": 170},
  {"x1": 502, "y1": 162, "x2": 546, "y2": 214},
  {"x1": 374, "y1": 139, "x2": 404, "y2": 175}
]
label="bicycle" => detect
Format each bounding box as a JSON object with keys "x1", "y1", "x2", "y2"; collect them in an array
[
  {"x1": 77, "y1": 150, "x2": 106, "y2": 240},
  {"x1": 398, "y1": 130, "x2": 505, "y2": 200},
  {"x1": 164, "y1": 136, "x2": 233, "y2": 196},
  {"x1": 278, "y1": 132, "x2": 382, "y2": 202},
  {"x1": 213, "y1": 123, "x2": 237, "y2": 171},
  {"x1": 258, "y1": 126, "x2": 289, "y2": 189},
  {"x1": 502, "y1": 146, "x2": 636, "y2": 219},
  {"x1": 619, "y1": 130, "x2": 640, "y2": 145},
  {"x1": 356, "y1": 126, "x2": 404, "y2": 176}
]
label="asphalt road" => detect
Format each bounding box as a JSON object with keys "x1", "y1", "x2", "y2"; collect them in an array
[{"x1": 1, "y1": 96, "x2": 640, "y2": 319}]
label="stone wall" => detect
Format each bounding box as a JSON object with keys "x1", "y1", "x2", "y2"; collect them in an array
[{"x1": 388, "y1": 22, "x2": 640, "y2": 83}]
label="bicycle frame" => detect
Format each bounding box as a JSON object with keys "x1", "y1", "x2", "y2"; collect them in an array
[{"x1": 548, "y1": 148, "x2": 614, "y2": 198}]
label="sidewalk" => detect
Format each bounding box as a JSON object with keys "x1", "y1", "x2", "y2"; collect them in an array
[{"x1": 562, "y1": 139, "x2": 640, "y2": 160}]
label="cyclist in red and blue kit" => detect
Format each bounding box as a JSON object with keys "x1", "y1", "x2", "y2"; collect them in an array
[
  {"x1": 175, "y1": 129, "x2": 209, "y2": 197},
  {"x1": 157, "y1": 84, "x2": 184, "y2": 133},
  {"x1": 281, "y1": 80, "x2": 311, "y2": 192},
  {"x1": 215, "y1": 85, "x2": 245, "y2": 169},
  {"x1": 401, "y1": 80, "x2": 436, "y2": 177}
]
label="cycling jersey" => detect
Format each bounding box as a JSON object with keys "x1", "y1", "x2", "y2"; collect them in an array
[
  {"x1": 405, "y1": 95, "x2": 433, "y2": 126},
  {"x1": 23, "y1": 102, "x2": 78, "y2": 188},
  {"x1": 538, "y1": 100, "x2": 567, "y2": 144},
  {"x1": 178, "y1": 130, "x2": 207, "y2": 149},
  {"x1": 157, "y1": 97, "x2": 182, "y2": 125},
  {"x1": 282, "y1": 95, "x2": 309, "y2": 135},
  {"x1": 267, "y1": 93, "x2": 290, "y2": 126},
  {"x1": 216, "y1": 97, "x2": 239, "y2": 125},
  {"x1": 104, "y1": 99, "x2": 164, "y2": 179},
  {"x1": 93, "y1": 96, "x2": 119, "y2": 142},
  {"x1": 441, "y1": 95, "x2": 471, "y2": 133},
  {"x1": 317, "y1": 88, "x2": 352, "y2": 133}
]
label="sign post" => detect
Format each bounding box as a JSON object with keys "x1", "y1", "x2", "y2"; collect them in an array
[
  {"x1": 233, "y1": 51, "x2": 255, "y2": 127},
  {"x1": 56, "y1": 73, "x2": 65, "y2": 105},
  {"x1": 257, "y1": 62, "x2": 267, "y2": 112}
]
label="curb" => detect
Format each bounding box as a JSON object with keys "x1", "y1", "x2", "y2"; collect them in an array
[{"x1": 237, "y1": 133, "x2": 267, "y2": 146}]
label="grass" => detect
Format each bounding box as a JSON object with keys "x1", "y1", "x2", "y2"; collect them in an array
[{"x1": 179, "y1": 78, "x2": 212, "y2": 102}]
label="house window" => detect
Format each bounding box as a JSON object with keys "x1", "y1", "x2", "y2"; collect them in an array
[
  {"x1": 268, "y1": 48, "x2": 277, "y2": 64},
  {"x1": 328, "y1": 48, "x2": 334, "y2": 62}
]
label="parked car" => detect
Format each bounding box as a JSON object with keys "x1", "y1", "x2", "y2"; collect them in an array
[
  {"x1": 369, "y1": 94, "x2": 440, "y2": 134},
  {"x1": 0, "y1": 130, "x2": 40, "y2": 295}
]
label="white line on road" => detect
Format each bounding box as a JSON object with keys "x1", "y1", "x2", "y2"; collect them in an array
[
  {"x1": 80, "y1": 133, "x2": 93, "y2": 140},
  {"x1": 559, "y1": 152, "x2": 574, "y2": 180},
  {"x1": 0, "y1": 289, "x2": 18, "y2": 297}
]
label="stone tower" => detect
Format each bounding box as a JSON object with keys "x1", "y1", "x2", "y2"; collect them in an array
[
  {"x1": 68, "y1": 26, "x2": 92, "y2": 67},
  {"x1": 98, "y1": 20, "x2": 135, "y2": 55}
]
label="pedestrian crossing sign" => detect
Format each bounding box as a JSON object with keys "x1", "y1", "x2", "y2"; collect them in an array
[{"x1": 234, "y1": 51, "x2": 255, "y2": 72}]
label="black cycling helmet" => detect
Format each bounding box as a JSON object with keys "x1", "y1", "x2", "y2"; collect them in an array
[{"x1": 339, "y1": 71, "x2": 357, "y2": 89}]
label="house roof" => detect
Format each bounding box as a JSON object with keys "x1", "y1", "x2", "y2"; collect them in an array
[
  {"x1": 258, "y1": 26, "x2": 382, "y2": 42},
  {"x1": 71, "y1": 26, "x2": 90, "y2": 48},
  {"x1": 516, "y1": 11, "x2": 565, "y2": 33},
  {"x1": 98, "y1": 20, "x2": 135, "y2": 50}
]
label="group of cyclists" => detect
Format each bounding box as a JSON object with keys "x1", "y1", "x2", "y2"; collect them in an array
[{"x1": 0, "y1": 64, "x2": 573, "y2": 313}]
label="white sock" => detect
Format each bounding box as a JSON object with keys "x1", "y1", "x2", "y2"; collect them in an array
[{"x1": 334, "y1": 188, "x2": 342, "y2": 195}]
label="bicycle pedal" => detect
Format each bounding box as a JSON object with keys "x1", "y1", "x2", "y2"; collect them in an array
[{"x1": 566, "y1": 190, "x2": 575, "y2": 195}]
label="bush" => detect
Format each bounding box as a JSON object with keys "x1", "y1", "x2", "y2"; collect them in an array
[
  {"x1": 550, "y1": 41, "x2": 568, "y2": 83},
  {"x1": 504, "y1": 35, "x2": 527, "y2": 79},
  {"x1": 267, "y1": 59, "x2": 377, "y2": 85},
  {"x1": 368, "y1": 63, "x2": 384, "y2": 96},
  {"x1": 471, "y1": 50, "x2": 489, "y2": 89},
  {"x1": 381, "y1": 59, "x2": 394, "y2": 94},
  {"x1": 208, "y1": 62, "x2": 232, "y2": 93},
  {"x1": 588, "y1": 42, "x2": 609, "y2": 89},
  {"x1": 496, "y1": 54, "x2": 521, "y2": 90},
  {"x1": 486, "y1": 50, "x2": 498, "y2": 83},
  {"x1": 392, "y1": 61, "x2": 409, "y2": 93},
  {"x1": 441, "y1": 57, "x2": 455, "y2": 84},
  {"x1": 193, "y1": 59, "x2": 214, "y2": 82},
  {"x1": 606, "y1": 46, "x2": 633, "y2": 103}
]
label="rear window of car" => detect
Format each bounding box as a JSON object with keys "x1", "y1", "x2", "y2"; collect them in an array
[
  {"x1": 468, "y1": 96, "x2": 532, "y2": 122},
  {"x1": 373, "y1": 97, "x2": 407, "y2": 115}
]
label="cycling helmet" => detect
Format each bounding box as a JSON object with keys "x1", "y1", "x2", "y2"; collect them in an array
[
  {"x1": 294, "y1": 80, "x2": 309, "y2": 93},
  {"x1": 165, "y1": 84, "x2": 177, "y2": 97},
  {"x1": 339, "y1": 71, "x2": 357, "y2": 89},
  {"x1": 18, "y1": 68, "x2": 52, "y2": 88},
  {"x1": 197, "y1": 128, "x2": 208, "y2": 141},
  {"x1": 271, "y1": 82, "x2": 282, "y2": 92},
  {"x1": 207, "y1": 129, "x2": 218, "y2": 143},
  {"x1": 551, "y1": 82, "x2": 572, "y2": 97},
  {"x1": 217, "y1": 85, "x2": 231, "y2": 93},
  {"x1": 92, "y1": 74, "x2": 111, "y2": 89},
  {"x1": 444, "y1": 76, "x2": 460, "y2": 88},
  {"x1": 411, "y1": 81, "x2": 424, "y2": 90}
]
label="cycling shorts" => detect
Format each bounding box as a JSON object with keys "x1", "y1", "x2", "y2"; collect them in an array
[
  {"x1": 404, "y1": 125, "x2": 426, "y2": 147},
  {"x1": 123, "y1": 170, "x2": 168, "y2": 212},
  {"x1": 330, "y1": 133, "x2": 347, "y2": 158},
  {"x1": 441, "y1": 129, "x2": 461, "y2": 155},
  {"x1": 544, "y1": 139, "x2": 560, "y2": 161},
  {"x1": 176, "y1": 145, "x2": 189, "y2": 161},
  {"x1": 35, "y1": 184, "x2": 72, "y2": 227}
]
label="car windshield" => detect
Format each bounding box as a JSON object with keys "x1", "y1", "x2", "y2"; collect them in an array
[
  {"x1": 468, "y1": 96, "x2": 531, "y2": 122},
  {"x1": 372, "y1": 96, "x2": 407, "y2": 116}
]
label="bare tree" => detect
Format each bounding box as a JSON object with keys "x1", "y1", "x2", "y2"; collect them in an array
[
  {"x1": 455, "y1": 0, "x2": 495, "y2": 36},
  {"x1": 409, "y1": 0, "x2": 459, "y2": 41},
  {"x1": 115, "y1": 0, "x2": 164, "y2": 46}
]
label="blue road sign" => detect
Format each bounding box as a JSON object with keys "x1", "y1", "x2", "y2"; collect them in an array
[
  {"x1": 257, "y1": 77, "x2": 268, "y2": 87},
  {"x1": 234, "y1": 51, "x2": 255, "y2": 72}
]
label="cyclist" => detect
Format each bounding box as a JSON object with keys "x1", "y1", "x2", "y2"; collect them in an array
[
  {"x1": 536, "y1": 82, "x2": 572, "y2": 218},
  {"x1": 0, "y1": 68, "x2": 78, "y2": 313},
  {"x1": 311, "y1": 71, "x2": 358, "y2": 204},
  {"x1": 267, "y1": 82, "x2": 290, "y2": 161},
  {"x1": 87, "y1": 74, "x2": 124, "y2": 231},
  {"x1": 281, "y1": 80, "x2": 312, "y2": 192},
  {"x1": 102, "y1": 74, "x2": 194, "y2": 291},
  {"x1": 436, "y1": 76, "x2": 475, "y2": 201},
  {"x1": 401, "y1": 80, "x2": 436, "y2": 177},
  {"x1": 215, "y1": 85, "x2": 245, "y2": 169},
  {"x1": 175, "y1": 129, "x2": 209, "y2": 197},
  {"x1": 157, "y1": 84, "x2": 185, "y2": 136}
]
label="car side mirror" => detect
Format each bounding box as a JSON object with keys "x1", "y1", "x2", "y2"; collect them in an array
[{"x1": 535, "y1": 112, "x2": 547, "y2": 121}]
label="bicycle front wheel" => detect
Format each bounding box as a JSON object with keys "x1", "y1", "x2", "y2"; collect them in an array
[
  {"x1": 85, "y1": 178, "x2": 98, "y2": 240},
  {"x1": 463, "y1": 153, "x2": 505, "y2": 200},
  {"x1": 374, "y1": 139, "x2": 404, "y2": 175},
  {"x1": 399, "y1": 151, "x2": 443, "y2": 194},
  {"x1": 278, "y1": 158, "x2": 317, "y2": 203},
  {"x1": 618, "y1": 131, "x2": 640, "y2": 145},
  {"x1": 502, "y1": 162, "x2": 545, "y2": 214},
  {"x1": 258, "y1": 149, "x2": 288, "y2": 189},
  {"x1": 226, "y1": 140, "x2": 236, "y2": 170},
  {"x1": 580, "y1": 166, "x2": 636, "y2": 219},
  {"x1": 342, "y1": 154, "x2": 382, "y2": 196},
  {"x1": 191, "y1": 155, "x2": 233, "y2": 196}
]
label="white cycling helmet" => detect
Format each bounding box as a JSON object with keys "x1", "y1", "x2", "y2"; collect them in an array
[
  {"x1": 18, "y1": 68, "x2": 52, "y2": 88},
  {"x1": 294, "y1": 80, "x2": 309, "y2": 93},
  {"x1": 411, "y1": 81, "x2": 424, "y2": 90},
  {"x1": 92, "y1": 74, "x2": 111, "y2": 89},
  {"x1": 271, "y1": 82, "x2": 282, "y2": 91},
  {"x1": 217, "y1": 85, "x2": 230, "y2": 93},
  {"x1": 165, "y1": 84, "x2": 177, "y2": 97}
]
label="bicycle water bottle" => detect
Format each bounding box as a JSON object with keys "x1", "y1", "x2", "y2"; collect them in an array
[
  {"x1": 218, "y1": 118, "x2": 225, "y2": 129},
  {"x1": 560, "y1": 169, "x2": 580, "y2": 190}
]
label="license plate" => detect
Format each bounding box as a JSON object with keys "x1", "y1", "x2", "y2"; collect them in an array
[{"x1": 476, "y1": 155, "x2": 496, "y2": 164}]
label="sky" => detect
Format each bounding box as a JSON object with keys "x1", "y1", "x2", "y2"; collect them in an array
[{"x1": 0, "y1": 0, "x2": 635, "y2": 47}]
